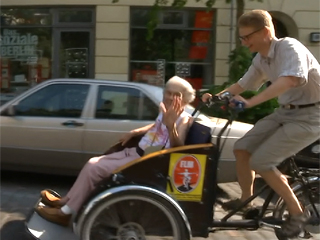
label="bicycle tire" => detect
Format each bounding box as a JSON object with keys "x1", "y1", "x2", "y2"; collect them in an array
[
  {"x1": 273, "y1": 179, "x2": 320, "y2": 240},
  {"x1": 80, "y1": 190, "x2": 190, "y2": 240}
]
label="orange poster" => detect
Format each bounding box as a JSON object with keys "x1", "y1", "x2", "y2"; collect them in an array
[{"x1": 194, "y1": 11, "x2": 214, "y2": 29}]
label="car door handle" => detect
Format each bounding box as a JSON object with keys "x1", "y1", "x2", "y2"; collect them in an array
[{"x1": 61, "y1": 120, "x2": 84, "y2": 127}]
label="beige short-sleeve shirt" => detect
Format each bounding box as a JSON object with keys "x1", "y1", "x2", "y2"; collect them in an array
[{"x1": 238, "y1": 37, "x2": 320, "y2": 105}]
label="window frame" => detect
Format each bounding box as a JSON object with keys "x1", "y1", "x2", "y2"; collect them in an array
[
  {"x1": 51, "y1": 7, "x2": 96, "y2": 27},
  {"x1": 14, "y1": 82, "x2": 90, "y2": 118}
]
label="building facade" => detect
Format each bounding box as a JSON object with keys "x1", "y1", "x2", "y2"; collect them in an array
[{"x1": 1, "y1": 0, "x2": 319, "y2": 92}]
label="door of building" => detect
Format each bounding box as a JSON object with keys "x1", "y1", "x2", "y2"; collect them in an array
[{"x1": 53, "y1": 29, "x2": 94, "y2": 79}]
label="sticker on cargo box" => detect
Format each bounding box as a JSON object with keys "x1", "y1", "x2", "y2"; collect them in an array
[{"x1": 167, "y1": 153, "x2": 206, "y2": 201}]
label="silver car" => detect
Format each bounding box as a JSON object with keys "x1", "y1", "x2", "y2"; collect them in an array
[{"x1": 0, "y1": 79, "x2": 253, "y2": 182}]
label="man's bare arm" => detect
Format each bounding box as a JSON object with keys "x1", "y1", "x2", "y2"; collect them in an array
[
  {"x1": 219, "y1": 83, "x2": 245, "y2": 96},
  {"x1": 246, "y1": 76, "x2": 299, "y2": 108}
]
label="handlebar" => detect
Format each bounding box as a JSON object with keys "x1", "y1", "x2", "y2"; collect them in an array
[
  {"x1": 192, "y1": 91, "x2": 246, "y2": 158},
  {"x1": 205, "y1": 92, "x2": 245, "y2": 112}
]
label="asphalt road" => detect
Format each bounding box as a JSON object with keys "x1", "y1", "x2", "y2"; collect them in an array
[
  {"x1": 0, "y1": 170, "x2": 319, "y2": 240},
  {"x1": 1, "y1": 171, "x2": 75, "y2": 240}
]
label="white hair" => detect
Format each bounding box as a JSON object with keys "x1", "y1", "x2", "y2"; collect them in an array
[{"x1": 165, "y1": 76, "x2": 196, "y2": 104}]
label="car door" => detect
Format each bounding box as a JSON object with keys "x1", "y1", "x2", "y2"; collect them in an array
[
  {"x1": 0, "y1": 82, "x2": 90, "y2": 174},
  {"x1": 82, "y1": 84, "x2": 159, "y2": 159}
]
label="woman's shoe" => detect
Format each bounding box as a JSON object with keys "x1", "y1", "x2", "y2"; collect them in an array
[{"x1": 40, "y1": 190, "x2": 64, "y2": 208}]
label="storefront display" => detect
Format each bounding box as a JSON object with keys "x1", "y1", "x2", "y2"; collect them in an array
[
  {"x1": 130, "y1": 8, "x2": 215, "y2": 89},
  {"x1": 0, "y1": 7, "x2": 94, "y2": 95}
]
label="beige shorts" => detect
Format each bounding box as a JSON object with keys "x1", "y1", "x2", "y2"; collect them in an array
[{"x1": 234, "y1": 105, "x2": 320, "y2": 172}]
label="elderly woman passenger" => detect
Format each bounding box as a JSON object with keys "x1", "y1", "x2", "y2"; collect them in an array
[{"x1": 35, "y1": 76, "x2": 196, "y2": 227}]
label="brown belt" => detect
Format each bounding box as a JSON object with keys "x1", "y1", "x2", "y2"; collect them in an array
[{"x1": 280, "y1": 102, "x2": 320, "y2": 110}]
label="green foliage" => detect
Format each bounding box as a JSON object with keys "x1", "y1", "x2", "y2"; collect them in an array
[{"x1": 228, "y1": 46, "x2": 253, "y2": 83}]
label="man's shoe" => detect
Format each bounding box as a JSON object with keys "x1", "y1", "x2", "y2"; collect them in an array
[
  {"x1": 281, "y1": 214, "x2": 308, "y2": 238},
  {"x1": 221, "y1": 198, "x2": 250, "y2": 212},
  {"x1": 40, "y1": 190, "x2": 64, "y2": 208},
  {"x1": 35, "y1": 206, "x2": 71, "y2": 227}
]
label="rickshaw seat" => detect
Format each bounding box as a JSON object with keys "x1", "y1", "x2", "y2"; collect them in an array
[{"x1": 104, "y1": 121, "x2": 211, "y2": 156}]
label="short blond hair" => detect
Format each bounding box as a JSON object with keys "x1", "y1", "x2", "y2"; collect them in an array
[
  {"x1": 165, "y1": 76, "x2": 195, "y2": 104},
  {"x1": 238, "y1": 9, "x2": 275, "y2": 37}
]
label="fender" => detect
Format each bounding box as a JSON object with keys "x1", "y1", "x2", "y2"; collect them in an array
[
  {"x1": 74, "y1": 185, "x2": 192, "y2": 239},
  {"x1": 273, "y1": 176, "x2": 320, "y2": 215}
]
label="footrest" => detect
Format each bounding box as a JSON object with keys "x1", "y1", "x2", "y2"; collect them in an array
[
  {"x1": 26, "y1": 210, "x2": 78, "y2": 240},
  {"x1": 25, "y1": 189, "x2": 78, "y2": 240}
]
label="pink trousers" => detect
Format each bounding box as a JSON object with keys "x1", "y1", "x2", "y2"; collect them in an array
[{"x1": 66, "y1": 147, "x2": 140, "y2": 212}]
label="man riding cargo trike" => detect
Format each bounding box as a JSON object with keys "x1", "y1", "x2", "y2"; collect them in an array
[{"x1": 26, "y1": 91, "x2": 319, "y2": 240}]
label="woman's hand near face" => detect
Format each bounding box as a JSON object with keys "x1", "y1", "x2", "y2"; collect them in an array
[{"x1": 160, "y1": 95, "x2": 183, "y2": 130}]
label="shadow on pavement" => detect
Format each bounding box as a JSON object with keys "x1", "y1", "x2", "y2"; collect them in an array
[{"x1": 0, "y1": 220, "x2": 35, "y2": 240}]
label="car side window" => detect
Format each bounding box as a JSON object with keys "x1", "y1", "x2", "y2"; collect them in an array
[
  {"x1": 95, "y1": 85, "x2": 158, "y2": 120},
  {"x1": 14, "y1": 84, "x2": 90, "y2": 118}
]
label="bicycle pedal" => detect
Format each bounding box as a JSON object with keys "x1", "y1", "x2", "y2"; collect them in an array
[{"x1": 243, "y1": 208, "x2": 260, "y2": 219}]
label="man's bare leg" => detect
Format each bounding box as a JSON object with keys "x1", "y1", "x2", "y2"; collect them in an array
[
  {"x1": 234, "y1": 149, "x2": 256, "y2": 202},
  {"x1": 259, "y1": 168, "x2": 303, "y2": 215}
]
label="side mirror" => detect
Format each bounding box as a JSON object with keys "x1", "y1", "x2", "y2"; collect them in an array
[{"x1": 7, "y1": 105, "x2": 16, "y2": 116}]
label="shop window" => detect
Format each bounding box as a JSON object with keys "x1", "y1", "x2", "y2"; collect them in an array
[
  {"x1": 1, "y1": 8, "x2": 52, "y2": 26},
  {"x1": 1, "y1": 7, "x2": 95, "y2": 96},
  {"x1": 58, "y1": 10, "x2": 93, "y2": 23},
  {"x1": 0, "y1": 28, "x2": 52, "y2": 93},
  {"x1": 130, "y1": 8, "x2": 215, "y2": 90}
]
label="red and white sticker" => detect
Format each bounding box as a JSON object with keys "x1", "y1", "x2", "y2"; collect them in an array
[{"x1": 172, "y1": 155, "x2": 201, "y2": 193}]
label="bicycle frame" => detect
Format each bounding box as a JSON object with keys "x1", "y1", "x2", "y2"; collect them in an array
[
  {"x1": 198, "y1": 98, "x2": 320, "y2": 233},
  {"x1": 25, "y1": 96, "x2": 319, "y2": 240},
  {"x1": 210, "y1": 157, "x2": 320, "y2": 232}
]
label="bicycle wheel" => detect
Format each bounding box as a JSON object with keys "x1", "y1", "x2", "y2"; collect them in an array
[
  {"x1": 273, "y1": 180, "x2": 320, "y2": 240},
  {"x1": 80, "y1": 190, "x2": 190, "y2": 240}
]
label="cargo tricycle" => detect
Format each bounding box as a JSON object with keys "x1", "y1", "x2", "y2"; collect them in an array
[{"x1": 26, "y1": 93, "x2": 320, "y2": 240}]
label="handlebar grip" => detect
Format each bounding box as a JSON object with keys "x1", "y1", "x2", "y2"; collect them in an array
[
  {"x1": 219, "y1": 91, "x2": 233, "y2": 100},
  {"x1": 231, "y1": 99, "x2": 245, "y2": 112}
]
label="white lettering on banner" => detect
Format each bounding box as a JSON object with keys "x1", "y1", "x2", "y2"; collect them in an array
[
  {"x1": 1, "y1": 34, "x2": 38, "y2": 45},
  {"x1": 0, "y1": 29, "x2": 40, "y2": 63},
  {"x1": 180, "y1": 161, "x2": 194, "y2": 168}
]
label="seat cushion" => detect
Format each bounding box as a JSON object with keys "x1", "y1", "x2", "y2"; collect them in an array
[{"x1": 185, "y1": 122, "x2": 212, "y2": 145}]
